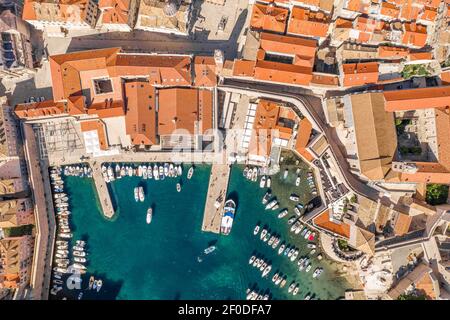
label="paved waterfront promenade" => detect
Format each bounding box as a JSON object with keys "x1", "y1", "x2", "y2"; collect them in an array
[
  {"x1": 90, "y1": 161, "x2": 115, "y2": 219},
  {"x1": 202, "y1": 164, "x2": 231, "y2": 234}
]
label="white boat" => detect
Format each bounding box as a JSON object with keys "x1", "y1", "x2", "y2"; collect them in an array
[
  {"x1": 266, "y1": 177, "x2": 271, "y2": 188},
  {"x1": 272, "y1": 238, "x2": 280, "y2": 249},
  {"x1": 220, "y1": 199, "x2": 236, "y2": 235},
  {"x1": 256, "y1": 259, "x2": 263, "y2": 268},
  {"x1": 134, "y1": 187, "x2": 139, "y2": 202},
  {"x1": 307, "y1": 243, "x2": 316, "y2": 249},
  {"x1": 287, "y1": 248, "x2": 295, "y2": 258},
  {"x1": 246, "y1": 168, "x2": 253, "y2": 180},
  {"x1": 159, "y1": 166, "x2": 164, "y2": 180},
  {"x1": 251, "y1": 169, "x2": 258, "y2": 182},
  {"x1": 146, "y1": 208, "x2": 152, "y2": 224},
  {"x1": 262, "y1": 265, "x2": 271, "y2": 277},
  {"x1": 169, "y1": 164, "x2": 174, "y2": 177},
  {"x1": 89, "y1": 276, "x2": 95, "y2": 290},
  {"x1": 295, "y1": 176, "x2": 301, "y2": 186},
  {"x1": 304, "y1": 230, "x2": 311, "y2": 240},
  {"x1": 142, "y1": 166, "x2": 147, "y2": 179},
  {"x1": 74, "y1": 257, "x2": 86, "y2": 263},
  {"x1": 260, "y1": 228, "x2": 267, "y2": 240},
  {"x1": 293, "y1": 286, "x2": 299, "y2": 296},
  {"x1": 283, "y1": 169, "x2": 288, "y2": 179},
  {"x1": 249, "y1": 255, "x2": 256, "y2": 265},
  {"x1": 305, "y1": 264, "x2": 312, "y2": 273},
  {"x1": 127, "y1": 166, "x2": 133, "y2": 177},
  {"x1": 262, "y1": 191, "x2": 272, "y2": 205},
  {"x1": 73, "y1": 251, "x2": 86, "y2": 257},
  {"x1": 288, "y1": 283, "x2": 295, "y2": 293},
  {"x1": 253, "y1": 225, "x2": 260, "y2": 235},
  {"x1": 96, "y1": 279, "x2": 102, "y2": 292},
  {"x1": 259, "y1": 176, "x2": 266, "y2": 188},
  {"x1": 176, "y1": 183, "x2": 181, "y2": 192},
  {"x1": 253, "y1": 258, "x2": 260, "y2": 267},
  {"x1": 272, "y1": 273, "x2": 279, "y2": 283},
  {"x1": 163, "y1": 163, "x2": 169, "y2": 176},
  {"x1": 148, "y1": 166, "x2": 153, "y2": 179},
  {"x1": 138, "y1": 187, "x2": 145, "y2": 202},
  {"x1": 243, "y1": 167, "x2": 249, "y2": 178},
  {"x1": 278, "y1": 244, "x2": 286, "y2": 255},
  {"x1": 312, "y1": 267, "x2": 323, "y2": 279},
  {"x1": 153, "y1": 165, "x2": 159, "y2": 181},
  {"x1": 259, "y1": 262, "x2": 267, "y2": 271},
  {"x1": 187, "y1": 167, "x2": 194, "y2": 179},
  {"x1": 73, "y1": 263, "x2": 86, "y2": 270},
  {"x1": 265, "y1": 199, "x2": 278, "y2": 210},
  {"x1": 138, "y1": 166, "x2": 143, "y2": 177},
  {"x1": 290, "y1": 250, "x2": 299, "y2": 262},
  {"x1": 263, "y1": 232, "x2": 270, "y2": 242},
  {"x1": 268, "y1": 236, "x2": 275, "y2": 246},
  {"x1": 73, "y1": 246, "x2": 84, "y2": 251}
]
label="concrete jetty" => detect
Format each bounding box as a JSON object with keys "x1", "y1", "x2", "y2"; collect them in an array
[
  {"x1": 202, "y1": 164, "x2": 231, "y2": 234},
  {"x1": 90, "y1": 161, "x2": 115, "y2": 219}
]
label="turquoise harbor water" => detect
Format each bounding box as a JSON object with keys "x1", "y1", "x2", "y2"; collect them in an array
[{"x1": 51, "y1": 163, "x2": 350, "y2": 300}]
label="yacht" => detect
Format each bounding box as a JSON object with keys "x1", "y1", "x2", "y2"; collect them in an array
[
  {"x1": 146, "y1": 208, "x2": 152, "y2": 224},
  {"x1": 138, "y1": 165, "x2": 143, "y2": 177},
  {"x1": 307, "y1": 243, "x2": 316, "y2": 249},
  {"x1": 289, "y1": 194, "x2": 300, "y2": 202},
  {"x1": 262, "y1": 191, "x2": 272, "y2": 205},
  {"x1": 73, "y1": 251, "x2": 86, "y2": 257},
  {"x1": 287, "y1": 216, "x2": 297, "y2": 225},
  {"x1": 249, "y1": 255, "x2": 256, "y2": 265},
  {"x1": 260, "y1": 262, "x2": 267, "y2": 272},
  {"x1": 301, "y1": 228, "x2": 309, "y2": 237},
  {"x1": 74, "y1": 257, "x2": 86, "y2": 263},
  {"x1": 153, "y1": 165, "x2": 159, "y2": 181},
  {"x1": 251, "y1": 169, "x2": 258, "y2": 182},
  {"x1": 268, "y1": 236, "x2": 275, "y2": 246},
  {"x1": 259, "y1": 176, "x2": 266, "y2": 188},
  {"x1": 163, "y1": 163, "x2": 169, "y2": 176},
  {"x1": 263, "y1": 232, "x2": 270, "y2": 242},
  {"x1": 169, "y1": 163, "x2": 174, "y2": 177},
  {"x1": 295, "y1": 225, "x2": 304, "y2": 235},
  {"x1": 278, "y1": 244, "x2": 286, "y2": 255},
  {"x1": 253, "y1": 258, "x2": 260, "y2": 268},
  {"x1": 287, "y1": 248, "x2": 295, "y2": 258},
  {"x1": 304, "y1": 230, "x2": 312, "y2": 240},
  {"x1": 265, "y1": 199, "x2": 278, "y2": 210},
  {"x1": 305, "y1": 264, "x2": 312, "y2": 273},
  {"x1": 295, "y1": 176, "x2": 301, "y2": 186},
  {"x1": 138, "y1": 187, "x2": 145, "y2": 202},
  {"x1": 148, "y1": 166, "x2": 153, "y2": 179},
  {"x1": 280, "y1": 278, "x2": 287, "y2": 288},
  {"x1": 257, "y1": 259, "x2": 263, "y2": 268},
  {"x1": 220, "y1": 199, "x2": 236, "y2": 235},
  {"x1": 266, "y1": 177, "x2": 271, "y2": 188},
  {"x1": 290, "y1": 250, "x2": 299, "y2": 262},
  {"x1": 253, "y1": 225, "x2": 260, "y2": 236},
  {"x1": 159, "y1": 165, "x2": 164, "y2": 180},
  {"x1": 272, "y1": 273, "x2": 279, "y2": 283},
  {"x1": 142, "y1": 166, "x2": 148, "y2": 179},
  {"x1": 260, "y1": 228, "x2": 267, "y2": 240},
  {"x1": 272, "y1": 238, "x2": 280, "y2": 249},
  {"x1": 293, "y1": 286, "x2": 299, "y2": 296},
  {"x1": 288, "y1": 283, "x2": 296, "y2": 293},
  {"x1": 243, "y1": 167, "x2": 249, "y2": 178},
  {"x1": 177, "y1": 165, "x2": 182, "y2": 176},
  {"x1": 187, "y1": 167, "x2": 194, "y2": 179},
  {"x1": 262, "y1": 265, "x2": 272, "y2": 278},
  {"x1": 134, "y1": 187, "x2": 139, "y2": 202},
  {"x1": 312, "y1": 267, "x2": 323, "y2": 279},
  {"x1": 176, "y1": 183, "x2": 181, "y2": 192}
]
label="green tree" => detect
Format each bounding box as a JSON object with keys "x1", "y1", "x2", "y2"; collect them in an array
[
  {"x1": 398, "y1": 293, "x2": 426, "y2": 300},
  {"x1": 426, "y1": 184, "x2": 449, "y2": 206}
]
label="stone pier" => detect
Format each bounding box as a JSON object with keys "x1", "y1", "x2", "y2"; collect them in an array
[
  {"x1": 202, "y1": 164, "x2": 231, "y2": 234},
  {"x1": 90, "y1": 161, "x2": 115, "y2": 219}
]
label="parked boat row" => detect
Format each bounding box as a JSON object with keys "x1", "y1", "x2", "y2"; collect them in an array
[
  {"x1": 101, "y1": 163, "x2": 190, "y2": 183},
  {"x1": 306, "y1": 172, "x2": 318, "y2": 196},
  {"x1": 248, "y1": 254, "x2": 272, "y2": 278},
  {"x1": 243, "y1": 166, "x2": 259, "y2": 182},
  {"x1": 245, "y1": 287, "x2": 270, "y2": 300},
  {"x1": 88, "y1": 275, "x2": 103, "y2": 293},
  {"x1": 63, "y1": 165, "x2": 92, "y2": 178}
]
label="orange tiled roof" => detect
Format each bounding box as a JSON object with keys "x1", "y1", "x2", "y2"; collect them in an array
[
  {"x1": 99, "y1": 0, "x2": 130, "y2": 25},
  {"x1": 194, "y1": 56, "x2": 217, "y2": 87},
  {"x1": 313, "y1": 209, "x2": 351, "y2": 238},
  {"x1": 80, "y1": 120, "x2": 109, "y2": 150},
  {"x1": 311, "y1": 73, "x2": 340, "y2": 86},
  {"x1": 400, "y1": 3, "x2": 421, "y2": 20},
  {"x1": 250, "y1": 2, "x2": 288, "y2": 33},
  {"x1": 419, "y1": 7, "x2": 437, "y2": 21},
  {"x1": 393, "y1": 212, "x2": 412, "y2": 236},
  {"x1": 381, "y1": 1, "x2": 400, "y2": 18},
  {"x1": 345, "y1": 0, "x2": 370, "y2": 14},
  {"x1": 23, "y1": 0, "x2": 92, "y2": 22},
  {"x1": 335, "y1": 17, "x2": 353, "y2": 28},
  {"x1": 157, "y1": 88, "x2": 213, "y2": 136},
  {"x1": 259, "y1": 32, "x2": 317, "y2": 59},
  {"x1": 295, "y1": 117, "x2": 314, "y2": 161},
  {"x1": 409, "y1": 51, "x2": 433, "y2": 60},
  {"x1": 383, "y1": 86, "x2": 450, "y2": 111},
  {"x1": 14, "y1": 100, "x2": 66, "y2": 119},
  {"x1": 254, "y1": 60, "x2": 313, "y2": 85},
  {"x1": 402, "y1": 23, "x2": 428, "y2": 47},
  {"x1": 124, "y1": 81, "x2": 157, "y2": 146},
  {"x1": 342, "y1": 62, "x2": 379, "y2": 87},
  {"x1": 378, "y1": 45, "x2": 410, "y2": 58},
  {"x1": 232, "y1": 59, "x2": 256, "y2": 77},
  {"x1": 441, "y1": 70, "x2": 450, "y2": 84},
  {"x1": 287, "y1": 7, "x2": 330, "y2": 38}
]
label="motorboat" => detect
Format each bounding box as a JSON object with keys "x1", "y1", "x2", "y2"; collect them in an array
[
  {"x1": 272, "y1": 238, "x2": 280, "y2": 249},
  {"x1": 134, "y1": 187, "x2": 139, "y2": 202},
  {"x1": 246, "y1": 168, "x2": 253, "y2": 180},
  {"x1": 187, "y1": 167, "x2": 194, "y2": 179},
  {"x1": 317, "y1": 254, "x2": 323, "y2": 260},
  {"x1": 288, "y1": 283, "x2": 295, "y2": 293},
  {"x1": 278, "y1": 244, "x2": 286, "y2": 255},
  {"x1": 305, "y1": 264, "x2": 312, "y2": 273},
  {"x1": 74, "y1": 251, "x2": 86, "y2": 257},
  {"x1": 163, "y1": 163, "x2": 169, "y2": 176},
  {"x1": 260, "y1": 228, "x2": 267, "y2": 240},
  {"x1": 309, "y1": 249, "x2": 316, "y2": 256},
  {"x1": 249, "y1": 255, "x2": 256, "y2": 265},
  {"x1": 169, "y1": 163, "x2": 174, "y2": 177},
  {"x1": 251, "y1": 169, "x2": 258, "y2": 182},
  {"x1": 204, "y1": 246, "x2": 216, "y2": 255},
  {"x1": 290, "y1": 250, "x2": 299, "y2": 262},
  {"x1": 265, "y1": 199, "x2": 278, "y2": 210},
  {"x1": 138, "y1": 165, "x2": 143, "y2": 177},
  {"x1": 293, "y1": 286, "x2": 299, "y2": 296},
  {"x1": 153, "y1": 165, "x2": 159, "y2": 181},
  {"x1": 243, "y1": 167, "x2": 249, "y2": 178},
  {"x1": 263, "y1": 232, "x2": 270, "y2": 242},
  {"x1": 287, "y1": 248, "x2": 295, "y2": 258},
  {"x1": 74, "y1": 257, "x2": 86, "y2": 263},
  {"x1": 283, "y1": 169, "x2": 288, "y2": 179},
  {"x1": 253, "y1": 225, "x2": 260, "y2": 236},
  {"x1": 283, "y1": 247, "x2": 290, "y2": 256},
  {"x1": 294, "y1": 224, "x2": 304, "y2": 235},
  {"x1": 146, "y1": 208, "x2": 153, "y2": 224},
  {"x1": 294, "y1": 206, "x2": 302, "y2": 216},
  {"x1": 266, "y1": 177, "x2": 271, "y2": 188},
  {"x1": 220, "y1": 199, "x2": 236, "y2": 235},
  {"x1": 148, "y1": 166, "x2": 153, "y2": 179},
  {"x1": 262, "y1": 191, "x2": 272, "y2": 205},
  {"x1": 272, "y1": 273, "x2": 279, "y2": 283},
  {"x1": 89, "y1": 276, "x2": 95, "y2": 290},
  {"x1": 256, "y1": 259, "x2": 263, "y2": 268},
  {"x1": 280, "y1": 278, "x2": 287, "y2": 288},
  {"x1": 159, "y1": 165, "x2": 164, "y2": 180},
  {"x1": 142, "y1": 166, "x2": 147, "y2": 179},
  {"x1": 96, "y1": 279, "x2": 103, "y2": 292},
  {"x1": 253, "y1": 258, "x2": 260, "y2": 268},
  {"x1": 259, "y1": 176, "x2": 266, "y2": 188},
  {"x1": 138, "y1": 186, "x2": 145, "y2": 202},
  {"x1": 304, "y1": 230, "x2": 312, "y2": 240},
  {"x1": 287, "y1": 216, "x2": 297, "y2": 225},
  {"x1": 308, "y1": 232, "x2": 316, "y2": 241},
  {"x1": 307, "y1": 243, "x2": 316, "y2": 249},
  {"x1": 176, "y1": 183, "x2": 181, "y2": 192},
  {"x1": 268, "y1": 236, "x2": 275, "y2": 246},
  {"x1": 259, "y1": 262, "x2": 267, "y2": 272},
  {"x1": 295, "y1": 176, "x2": 301, "y2": 187},
  {"x1": 177, "y1": 165, "x2": 182, "y2": 176},
  {"x1": 301, "y1": 228, "x2": 308, "y2": 237},
  {"x1": 262, "y1": 265, "x2": 271, "y2": 277},
  {"x1": 289, "y1": 194, "x2": 300, "y2": 202},
  {"x1": 312, "y1": 267, "x2": 323, "y2": 279}
]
